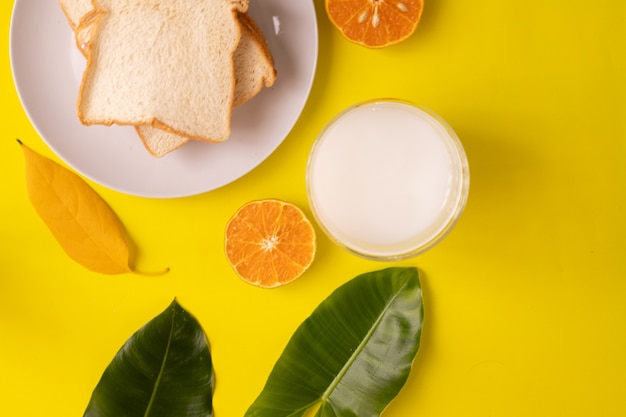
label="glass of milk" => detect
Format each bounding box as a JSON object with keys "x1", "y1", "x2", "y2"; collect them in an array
[{"x1": 306, "y1": 99, "x2": 469, "y2": 260}]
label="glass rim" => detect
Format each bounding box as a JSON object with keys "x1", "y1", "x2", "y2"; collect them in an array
[{"x1": 306, "y1": 98, "x2": 470, "y2": 261}]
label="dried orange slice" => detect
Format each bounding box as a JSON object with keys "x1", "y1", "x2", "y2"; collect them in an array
[
  {"x1": 326, "y1": 0, "x2": 424, "y2": 48},
  {"x1": 225, "y1": 199, "x2": 316, "y2": 288}
]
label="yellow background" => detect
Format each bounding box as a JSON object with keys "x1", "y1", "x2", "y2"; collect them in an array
[{"x1": 2, "y1": 0, "x2": 625, "y2": 415}]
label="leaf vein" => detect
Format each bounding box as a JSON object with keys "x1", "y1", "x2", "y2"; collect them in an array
[
  {"x1": 320, "y1": 280, "x2": 409, "y2": 404},
  {"x1": 144, "y1": 307, "x2": 176, "y2": 417}
]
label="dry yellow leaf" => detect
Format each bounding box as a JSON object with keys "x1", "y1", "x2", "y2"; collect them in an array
[{"x1": 18, "y1": 140, "x2": 165, "y2": 275}]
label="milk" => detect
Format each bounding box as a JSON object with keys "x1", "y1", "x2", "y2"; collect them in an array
[{"x1": 306, "y1": 100, "x2": 469, "y2": 259}]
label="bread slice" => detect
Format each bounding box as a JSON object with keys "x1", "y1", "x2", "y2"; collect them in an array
[
  {"x1": 65, "y1": 3, "x2": 276, "y2": 100},
  {"x1": 231, "y1": 12, "x2": 276, "y2": 106},
  {"x1": 61, "y1": 0, "x2": 275, "y2": 157},
  {"x1": 77, "y1": 0, "x2": 249, "y2": 143},
  {"x1": 137, "y1": 12, "x2": 277, "y2": 157}
]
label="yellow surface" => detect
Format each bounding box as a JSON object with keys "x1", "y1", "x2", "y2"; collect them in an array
[{"x1": 1, "y1": 0, "x2": 625, "y2": 415}]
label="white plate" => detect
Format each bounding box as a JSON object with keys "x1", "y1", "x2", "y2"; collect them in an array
[{"x1": 10, "y1": 0, "x2": 318, "y2": 198}]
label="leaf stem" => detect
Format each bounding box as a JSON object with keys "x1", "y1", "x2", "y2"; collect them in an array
[{"x1": 132, "y1": 267, "x2": 171, "y2": 277}]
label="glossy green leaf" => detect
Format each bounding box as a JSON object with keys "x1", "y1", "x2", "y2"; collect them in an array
[
  {"x1": 84, "y1": 299, "x2": 214, "y2": 417},
  {"x1": 245, "y1": 267, "x2": 424, "y2": 417}
]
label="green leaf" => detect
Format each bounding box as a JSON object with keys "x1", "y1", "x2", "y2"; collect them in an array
[
  {"x1": 245, "y1": 267, "x2": 424, "y2": 417},
  {"x1": 84, "y1": 299, "x2": 214, "y2": 417}
]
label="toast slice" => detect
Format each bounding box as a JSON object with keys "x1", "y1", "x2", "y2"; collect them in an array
[
  {"x1": 137, "y1": 12, "x2": 277, "y2": 157},
  {"x1": 77, "y1": 0, "x2": 249, "y2": 143}
]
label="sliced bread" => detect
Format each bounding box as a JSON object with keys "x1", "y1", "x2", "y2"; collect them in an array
[
  {"x1": 137, "y1": 11, "x2": 277, "y2": 157},
  {"x1": 78, "y1": 0, "x2": 249, "y2": 142}
]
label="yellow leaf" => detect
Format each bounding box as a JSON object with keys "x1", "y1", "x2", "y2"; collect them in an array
[{"x1": 18, "y1": 140, "x2": 161, "y2": 275}]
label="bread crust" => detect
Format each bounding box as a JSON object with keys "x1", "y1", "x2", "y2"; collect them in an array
[{"x1": 59, "y1": 0, "x2": 94, "y2": 31}]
